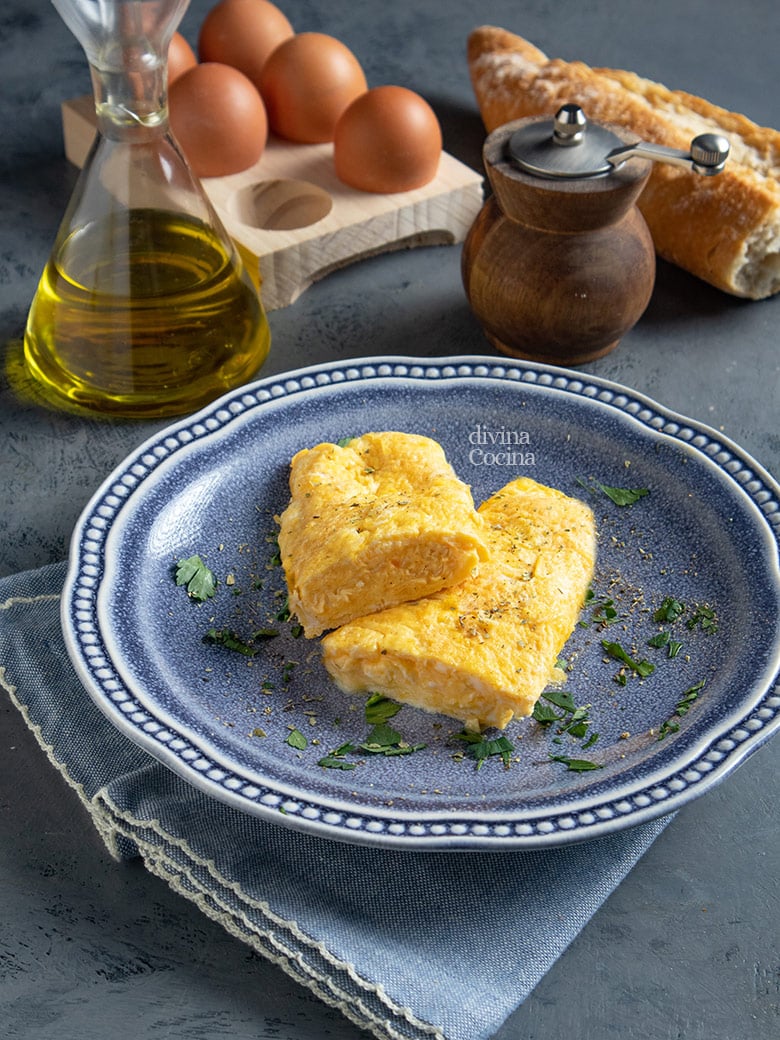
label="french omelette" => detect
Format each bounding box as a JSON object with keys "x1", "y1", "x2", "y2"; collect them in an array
[
  {"x1": 276, "y1": 432, "x2": 489, "y2": 637},
  {"x1": 321, "y1": 477, "x2": 596, "y2": 731}
]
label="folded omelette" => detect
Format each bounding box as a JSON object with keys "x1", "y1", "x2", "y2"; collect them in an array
[
  {"x1": 321, "y1": 476, "x2": 596, "y2": 731},
  {"x1": 276, "y1": 432, "x2": 489, "y2": 637}
]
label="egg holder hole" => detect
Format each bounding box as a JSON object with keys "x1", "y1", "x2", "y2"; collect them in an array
[
  {"x1": 61, "y1": 95, "x2": 485, "y2": 310},
  {"x1": 229, "y1": 178, "x2": 333, "y2": 231}
]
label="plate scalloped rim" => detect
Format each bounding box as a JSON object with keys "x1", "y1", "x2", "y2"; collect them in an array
[{"x1": 62, "y1": 356, "x2": 780, "y2": 849}]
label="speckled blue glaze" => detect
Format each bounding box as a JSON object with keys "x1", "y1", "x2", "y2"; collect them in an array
[{"x1": 62, "y1": 357, "x2": 780, "y2": 849}]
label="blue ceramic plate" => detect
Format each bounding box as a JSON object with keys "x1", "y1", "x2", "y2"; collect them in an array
[{"x1": 62, "y1": 357, "x2": 780, "y2": 848}]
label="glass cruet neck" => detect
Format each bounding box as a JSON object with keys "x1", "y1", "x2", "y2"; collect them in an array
[{"x1": 53, "y1": 0, "x2": 190, "y2": 135}]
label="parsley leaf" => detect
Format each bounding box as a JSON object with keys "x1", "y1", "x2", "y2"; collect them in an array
[
  {"x1": 365, "y1": 693, "x2": 402, "y2": 725},
  {"x1": 454, "y1": 731, "x2": 514, "y2": 770},
  {"x1": 577, "y1": 477, "x2": 649, "y2": 507},
  {"x1": 601, "y1": 639, "x2": 655, "y2": 678},
  {"x1": 657, "y1": 680, "x2": 706, "y2": 740},
  {"x1": 175, "y1": 555, "x2": 217, "y2": 602},
  {"x1": 533, "y1": 691, "x2": 601, "y2": 757},
  {"x1": 204, "y1": 627, "x2": 256, "y2": 656},
  {"x1": 318, "y1": 742, "x2": 358, "y2": 770},
  {"x1": 687, "y1": 604, "x2": 718, "y2": 634},
  {"x1": 285, "y1": 728, "x2": 307, "y2": 750},
  {"x1": 653, "y1": 596, "x2": 685, "y2": 623},
  {"x1": 532, "y1": 700, "x2": 560, "y2": 725},
  {"x1": 540, "y1": 688, "x2": 577, "y2": 713},
  {"x1": 359, "y1": 722, "x2": 426, "y2": 757},
  {"x1": 648, "y1": 630, "x2": 670, "y2": 648},
  {"x1": 592, "y1": 597, "x2": 618, "y2": 626},
  {"x1": 597, "y1": 483, "x2": 649, "y2": 507},
  {"x1": 381, "y1": 742, "x2": 427, "y2": 757},
  {"x1": 360, "y1": 723, "x2": 404, "y2": 751},
  {"x1": 550, "y1": 754, "x2": 603, "y2": 772}
]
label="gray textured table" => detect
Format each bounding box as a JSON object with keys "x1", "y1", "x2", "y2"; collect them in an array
[{"x1": 2, "y1": 1, "x2": 778, "y2": 1037}]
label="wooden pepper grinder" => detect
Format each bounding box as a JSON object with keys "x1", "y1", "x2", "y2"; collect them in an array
[{"x1": 462, "y1": 104, "x2": 729, "y2": 365}]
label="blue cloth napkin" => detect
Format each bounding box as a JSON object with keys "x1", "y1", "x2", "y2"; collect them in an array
[{"x1": 1, "y1": 562, "x2": 670, "y2": 1040}]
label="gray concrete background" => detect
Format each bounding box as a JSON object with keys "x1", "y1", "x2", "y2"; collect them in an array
[{"x1": 1, "y1": 0, "x2": 778, "y2": 1037}]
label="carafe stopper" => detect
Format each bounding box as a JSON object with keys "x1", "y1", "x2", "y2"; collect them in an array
[{"x1": 507, "y1": 102, "x2": 730, "y2": 179}]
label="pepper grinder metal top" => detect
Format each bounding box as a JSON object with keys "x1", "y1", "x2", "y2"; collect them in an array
[
  {"x1": 507, "y1": 103, "x2": 730, "y2": 180},
  {"x1": 461, "y1": 104, "x2": 729, "y2": 365}
]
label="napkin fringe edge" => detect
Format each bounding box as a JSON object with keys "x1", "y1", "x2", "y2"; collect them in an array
[
  {"x1": 114, "y1": 821, "x2": 446, "y2": 1040},
  {"x1": 1, "y1": 663, "x2": 447, "y2": 1040},
  {"x1": 0, "y1": 663, "x2": 126, "y2": 854},
  {"x1": 92, "y1": 785, "x2": 448, "y2": 1040}
]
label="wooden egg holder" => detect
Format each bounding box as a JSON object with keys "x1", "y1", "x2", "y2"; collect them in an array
[{"x1": 61, "y1": 96, "x2": 485, "y2": 311}]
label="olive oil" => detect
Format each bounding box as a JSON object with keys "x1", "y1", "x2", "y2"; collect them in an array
[{"x1": 24, "y1": 208, "x2": 270, "y2": 417}]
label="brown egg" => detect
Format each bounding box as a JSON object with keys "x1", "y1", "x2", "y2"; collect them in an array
[
  {"x1": 259, "y1": 32, "x2": 367, "y2": 143},
  {"x1": 169, "y1": 62, "x2": 268, "y2": 178},
  {"x1": 333, "y1": 86, "x2": 443, "y2": 193},
  {"x1": 197, "y1": 0, "x2": 294, "y2": 89},
  {"x1": 168, "y1": 32, "x2": 198, "y2": 83}
]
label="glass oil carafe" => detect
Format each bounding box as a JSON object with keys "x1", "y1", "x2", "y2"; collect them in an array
[{"x1": 24, "y1": 0, "x2": 271, "y2": 418}]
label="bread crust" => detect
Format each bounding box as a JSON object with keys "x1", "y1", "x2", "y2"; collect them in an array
[{"x1": 467, "y1": 26, "x2": 780, "y2": 299}]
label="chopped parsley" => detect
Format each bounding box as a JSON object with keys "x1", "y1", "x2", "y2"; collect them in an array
[
  {"x1": 687, "y1": 604, "x2": 718, "y2": 634},
  {"x1": 579, "y1": 589, "x2": 619, "y2": 629},
  {"x1": 647, "y1": 630, "x2": 670, "y2": 649},
  {"x1": 454, "y1": 730, "x2": 515, "y2": 770},
  {"x1": 360, "y1": 723, "x2": 425, "y2": 757},
  {"x1": 648, "y1": 594, "x2": 719, "y2": 632},
  {"x1": 647, "y1": 629, "x2": 684, "y2": 658},
  {"x1": 312, "y1": 703, "x2": 425, "y2": 769},
  {"x1": 601, "y1": 639, "x2": 655, "y2": 678},
  {"x1": 360, "y1": 723, "x2": 403, "y2": 752},
  {"x1": 658, "y1": 680, "x2": 706, "y2": 740},
  {"x1": 533, "y1": 690, "x2": 600, "y2": 754},
  {"x1": 538, "y1": 688, "x2": 576, "y2": 714},
  {"x1": 285, "y1": 728, "x2": 308, "y2": 750},
  {"x1": 204, "y1": 627, "x2": 257, "y2": 656},
  {"x1": 531, "y1": 700, "x2": 561, "y2": 725},
  {"x1": 577, "y1": 477, "x2": 649, "y2": 507},
  {"x1": 667, "y1": 639, "x2": 684, "y2": 659},
  {"x1": 365, "y1": 693, "x2": 402, "y2": 725},
  {"x1": 549, "y1": 754, "x2": 603, "y2": 772},
  {"x1": 175, "y1": 555, "x2": 217, "y2": 602},
  {"x1": 318, "y1": 742, "x2": 358, "y2": 770},
  {"x1": 653, "y1": 596, "x2": 685, "y2": 623},
  {"x1": 203, "y1": 626, "x2": 280, "y2": 656},
  {"x1": 593, "y1": 598, "x2": 618, "y2": 626},
  {"x1": 266, "y1": 535, "x2": 282, "y2": 568},
  {"x1": 597, "y1": 484, "x2": 649, "y2": 507}
]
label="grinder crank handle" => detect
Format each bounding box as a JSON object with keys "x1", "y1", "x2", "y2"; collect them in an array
[{"x1": 605, "y1": 133, "x2": 731, "y2": 175}]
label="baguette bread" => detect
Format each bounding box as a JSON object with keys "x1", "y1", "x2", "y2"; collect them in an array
[{"x1": 467, "y1": 26, "x2": 780, "y2": 299}]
